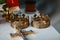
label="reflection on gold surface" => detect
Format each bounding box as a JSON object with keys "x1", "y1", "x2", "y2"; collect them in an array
[
  {"x1": 10, "y1": 32, "x2": 23, "y2": 38},
  {"x1": 10, "y1": 30, "x2": 34, "y2": 38}
]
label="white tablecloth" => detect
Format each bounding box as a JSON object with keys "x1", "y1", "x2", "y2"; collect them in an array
[{"x1": 0, "y1": 23, "x2": 60, "y2": 40}]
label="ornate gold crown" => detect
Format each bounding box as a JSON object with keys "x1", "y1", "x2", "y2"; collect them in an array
[
  {"x1": 2, "y1": 7, "x2": 29, "y2": 29},
  {"x1": 11, "y1": 14, "x2": 29, "y2": 30},
  {"x1": 31, "y1": 12, "x2": 50, "y2": 28}
]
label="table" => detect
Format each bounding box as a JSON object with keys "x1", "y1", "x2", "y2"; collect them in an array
[{"x1": 0, "y1": 22, "x2": 60, "y2": 40}]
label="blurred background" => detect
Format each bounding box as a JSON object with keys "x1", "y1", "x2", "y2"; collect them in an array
[
  {"x1": 0, "y1": 0, "x2": 58, "y2": 16},
  {"x1": 19, "y1": 0, "x2": 57, "y2": 16}
]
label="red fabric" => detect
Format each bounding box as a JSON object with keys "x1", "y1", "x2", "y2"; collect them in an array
[
  {"x1": 25, "y1": 4, "x2": 35, "y2": 12},
  {"x1": 42, "y1": 18, "x2": 47, "y2": 21},
  {"x1": 40, "y1": 11, "x2": 43, "y2": 16},
  {"x1": 6, "y1": 0, "x2": 19, "y2": 7}
]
